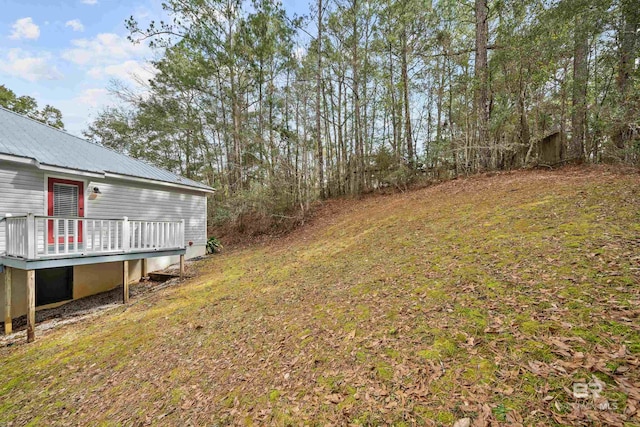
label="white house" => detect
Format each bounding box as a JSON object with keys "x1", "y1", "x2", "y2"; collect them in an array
[{"x1": 0, "y1": 107, "x2": 214, "y2": 342}]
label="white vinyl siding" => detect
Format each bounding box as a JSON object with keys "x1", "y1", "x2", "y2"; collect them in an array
[
  {"x1": 0, "y1": 163, "x2": 207, "y2": 256},
  {"x1": 86, "y1": 178, "x2": 207, "y2": 246},
  {"x1": 0, "y1": 163, "x2": 45, "y2": 255}
]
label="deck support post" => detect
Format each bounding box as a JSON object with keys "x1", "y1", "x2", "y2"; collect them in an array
[
  {"x1": 179, "y1": 254, "x2": 185, "y2": 281},
  {"x1": 123, "y1": 260, "x2": 129, "y2": 304},
  {"x1": 4, "y1": 267, "x2": 11, "y2": 335},
  {"x1": 26, "y1": 270, "x2": 35, "y2": 343},
  {"x1": 142, "y1": 258, "x2": 148, "y2": 277}
]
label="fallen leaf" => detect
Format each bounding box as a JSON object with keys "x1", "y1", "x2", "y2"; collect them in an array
[
  {"x1": 326, "y1": 394, "x2": 342, "y2": 404},
  {"x1": 453, "y1": 418, "x2": 471, "y2": 427}
]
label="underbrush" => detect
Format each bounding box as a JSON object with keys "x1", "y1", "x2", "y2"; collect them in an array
[{"x1": 207, "y1": 166, "x2": 455, "y2": 246}]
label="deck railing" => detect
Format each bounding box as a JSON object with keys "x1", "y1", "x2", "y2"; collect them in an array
[{"x1": 4, "y1": 214, "x2": 185, "y2": 259}]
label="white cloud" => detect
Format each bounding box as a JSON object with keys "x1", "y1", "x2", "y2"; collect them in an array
[
  {"x1": 65, "y1": 19, "x2": 84, "y2": 32},
  {"x1": 74, "y1": 88, "x2": 110, "y2": 107},
  {"x1": 88, "y1": 60, "x2": 157, "y2": 85},
  {"x1": 62, "y1": 32, "x2": 155, "y2": 89},
  {"x1": 9, "y1": 17, "x2": 40, "y2": 40},
  {"x1": 81, "y1": 0, "x2": 98, "y2": 4},
  {"x1": 0, "y1": 49, "x2": 63, "y2": 82},
  {"x1": 62, "y1": 33, "x2": 148, "y2": 66}
]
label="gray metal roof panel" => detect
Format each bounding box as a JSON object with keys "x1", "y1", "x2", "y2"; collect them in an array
[{"x1": 0, "y1": 107, "x2": 213, "y2": 192}]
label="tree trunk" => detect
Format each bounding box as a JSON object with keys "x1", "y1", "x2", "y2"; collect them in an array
[
  {"x1": 560, "y1": 63, "x2": 568, "y2": 161},
  {"x1": 570, "y1": 14, "x2": 588, "y2": 162},
  {"x1": 436, "y1": 53, "x2": 444, "y2": 151},
  {"x1": 615, "y1": 0, "x2": 639, "y2": 155},
  {"x1": 389, "y1": 43, "x2": 399, "y2": 159},
  {"x1": 231, "y1": 70, "x2": 243, "y2": 190},
  {"x1": 518, "y1": 70, "x2": 530, "y2": 167},
  {"x1": 618, "y1": 0, "x2": 638, "y2": 97},
  {"x1": 474, "y1": 0, "x2": 490, "y2": 169},
  {"x1": 352, "y1": 0, "x2": 364, "y2": 194},
  {"x1": 316, "y1": 0, "x2": 325, "y2": 198},
  {"x1": 401, "y1": 29, "x2": 414, "y2": 168}
]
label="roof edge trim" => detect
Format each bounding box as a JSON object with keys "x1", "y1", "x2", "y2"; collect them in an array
[
  {"x1": 0, "y1": 153, "x2": 105, "y2": 178},
  {"x1": 0, "y1": 153, "x2": 215, "y2": 193}
]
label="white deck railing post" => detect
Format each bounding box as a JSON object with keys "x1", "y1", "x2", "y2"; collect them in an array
[
  {"x1": 4, "y1": 214, "x2": 10, "y2": 256},
  {"x1": 26, "y1": 213, "x2": 36, "y2": 259},
  {"x1": 122, "y1": 217, "x2": 130, "y2": 252},
  {"x1": 82, "y1": 218, "x2": 87, "y2": 254}
]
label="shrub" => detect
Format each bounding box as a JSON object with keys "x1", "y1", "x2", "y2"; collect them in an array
[{"x1": 206, "y1": 236, "x2": 223, "y2": 254}]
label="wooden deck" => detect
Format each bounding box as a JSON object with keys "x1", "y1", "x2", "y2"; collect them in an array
[{"x1": 1, "y1": 214, "x2": 187, "y2": 343}]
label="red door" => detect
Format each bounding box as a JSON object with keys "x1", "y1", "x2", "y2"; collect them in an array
[{"x1": 47, "y1": 178, "x2": 85, "y2": 244}]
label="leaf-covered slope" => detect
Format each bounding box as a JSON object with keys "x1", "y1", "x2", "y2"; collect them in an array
[{"x1": 1, "y1": 167, "x2": 639, "y2": 426}]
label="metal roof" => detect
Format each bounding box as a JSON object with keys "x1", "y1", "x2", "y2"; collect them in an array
[{"x1": 0, "y1": 107, "x2": 213, "y2": 192}]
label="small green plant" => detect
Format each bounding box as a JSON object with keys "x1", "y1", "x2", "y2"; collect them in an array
[
  {"x1": 206, "y1": 236, "x2": 223, "y2": 254},
  {"x1": 492, "y1": 403, "x2": 508, "y2": 421}
]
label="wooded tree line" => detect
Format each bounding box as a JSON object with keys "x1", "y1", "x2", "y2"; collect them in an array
[
  {"x1": 0, "y1": 85, "x2": 64, "y2": 129},
  {"x1": 84, "y1": 0, "x2": 639, "y2": 224}
]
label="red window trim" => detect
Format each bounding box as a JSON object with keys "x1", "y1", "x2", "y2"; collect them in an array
[{"x1": 47, "y1": 178, "x2": 85, "y2": 244}]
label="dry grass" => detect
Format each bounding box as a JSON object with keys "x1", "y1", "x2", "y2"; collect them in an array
[{"x1": 1, "y1": 167, "x2": 639, "y2": 426}]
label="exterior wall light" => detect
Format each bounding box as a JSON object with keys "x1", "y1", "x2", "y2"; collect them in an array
[{"x1": 88, "y1": 186, "x2": 101, "y2": 200}]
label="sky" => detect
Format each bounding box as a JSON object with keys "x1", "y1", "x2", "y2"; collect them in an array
[{"x1": 0, "y1": 0, "x2": 309, "y2": 137}]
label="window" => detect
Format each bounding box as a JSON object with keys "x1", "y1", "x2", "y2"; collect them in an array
[{"x1": 53, "y1": 184, "x2": 79, "y2": 235}]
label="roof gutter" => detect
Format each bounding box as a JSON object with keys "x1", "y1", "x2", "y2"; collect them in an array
[{"x1": 104, "y1": 172, "x2": 215, "y2": 193}]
